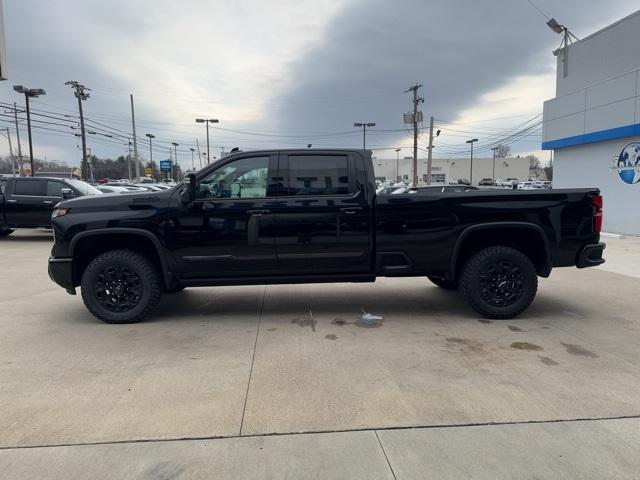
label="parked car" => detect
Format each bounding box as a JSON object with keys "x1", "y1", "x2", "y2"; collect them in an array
[
  {"x1": 517, "y1": 181, "x2": 537, "y2": 190},
  {"x1": 408, "y1": 185, "x2": 479, "y2": 193},
  {"x1": 1, "y1": 177, "x2": 101, "y2": 236},
  {"x1": 478, "y1": 178, "x2": 494, "y2": 186},
  {"x1": 497, "y1": 178, "x2": 519, "y2": 188},
  {"x1": 48, "y1": 148, "x2": 605, "y2": 323},
  {"x1": 457, "y1": 178, "x2": 471, "y2": 185},
  {"x1": 97, "y1": 185, "x2": 134, "y2": 194}
]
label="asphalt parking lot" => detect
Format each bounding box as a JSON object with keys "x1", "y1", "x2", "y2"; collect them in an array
[{"x1": 1, "y1": 230, "x2": 640, "y2": 479}]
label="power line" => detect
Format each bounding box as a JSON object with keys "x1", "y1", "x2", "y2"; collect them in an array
[{"x1": 525, "y1": 0, "x2": 551, "y2": 20}]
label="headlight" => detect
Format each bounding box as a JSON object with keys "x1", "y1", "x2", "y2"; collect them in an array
[{"x1": 52, "y1": 208, "x2": 69, "y2": 218}]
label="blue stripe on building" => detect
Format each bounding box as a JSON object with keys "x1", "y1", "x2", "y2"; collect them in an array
[{"x1": 542, "y1": 123, "x2": 640, "y2": 150}]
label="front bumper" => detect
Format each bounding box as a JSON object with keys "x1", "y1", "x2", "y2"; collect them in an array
[
  {"x1": 576, "y1": 243, "x2": 606, "y2": 268},
  {"x1": 48, "y1": 257, "x2": 75, "y2": 294}
]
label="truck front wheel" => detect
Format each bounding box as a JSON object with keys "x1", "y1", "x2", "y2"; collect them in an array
[
  {"x1": 80, "y1": 249, "x2": 162, "y2": 324},
  {"x1": 460, "y1": 246, "x2": 537, "y2": 319}
]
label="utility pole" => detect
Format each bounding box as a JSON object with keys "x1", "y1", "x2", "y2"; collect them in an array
[
  {"x1": 130, "y1": 95, "x2": 141, "y2": 182},
  {"x1": 11, "y1": 103, "x2": 24, "y2": 176},
  {"x1": 190, "y1": 148, "x2": 195, "y2": 171},
  {"x1": 172, "y1": 142, "x2": 179, "y2": 181},
  {"x1": 426, "y1": 116, "x2": 434, "y2": 184},
  {"x1": 2, "y1": 127, "x2": 15, "y2": 176},
  {"x1": 127, "y1": 139, "x2": 133, "y2": 180},
  {"x1": 404, "y1": 84, "x2": 423, "y2": 186},
  {"x1": 195, "y1": 138, "x2": 203, "y2": 169},
  {"x1": 466, "y1": 138, "x2": 478, "y2": 185},
  {"x1": 65, "y1": 81, "x2": 90, "y2": 181},
  {"x1": 395, "y1": 148, "x2": 401, "y2": 182},
  {"x1": 491, "y1": 146, "x2": 498, "y2": 183}
]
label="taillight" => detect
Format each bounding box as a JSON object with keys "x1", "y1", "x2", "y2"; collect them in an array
[{"x1": 591, "y1": 194, "x2": 603, "y2": 233}]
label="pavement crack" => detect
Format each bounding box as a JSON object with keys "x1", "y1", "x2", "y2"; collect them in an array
[
  {"x1": 239, "y1": 285, "x2": 267, "y2": 436},
  {"x1": 374, "y1": 430, "x2": 397, "y2": 480},
  {"x1": 3, "y1": 414, "x2": 640, "y2": 451}
]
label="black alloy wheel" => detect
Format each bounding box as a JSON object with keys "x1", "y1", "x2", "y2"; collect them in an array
[
  {"x1": 81, "y1": 249, "x2": 161, "y2": 323},
  {"x1": 460, "y1": 246, "x2": 537, "y2": 319}
]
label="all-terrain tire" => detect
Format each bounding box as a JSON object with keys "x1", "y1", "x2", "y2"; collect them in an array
[
  {"x1": 460, "y1": 246, "x2": 537, "y2": 319},
  {"x1": 81, "y1": 249, "x2": 162, "y2": 324},
  {"x1": 427, "y1": 276, "x2": 458, "y2": 290},
  {"x1": 0, "y1": 228, "x2": 14, "y2": 237}
]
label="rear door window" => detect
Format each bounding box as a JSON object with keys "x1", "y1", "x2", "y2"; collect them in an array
[
  {"x1": 13, "y1": 179, "x2": 43, "y2": 196},
  {"x1": 287, "y1": 155, "x2": 350, "y2": 196}
]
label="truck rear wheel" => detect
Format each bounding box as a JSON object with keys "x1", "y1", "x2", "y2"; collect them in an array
[
  {"x1": 460, "y1": 246, "x2": 537, "y2": 319},
  {"x1": 427, "y1": 276, "x2": 458, "y2": 290},
  {"x1": 81, "y1": 249, "x2": 162, "y2": 324}
]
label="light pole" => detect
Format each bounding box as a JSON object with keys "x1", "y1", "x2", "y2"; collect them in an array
[
  {"x1": 13, "y1": 85, "x2": 46, "y2": 176},
  {"x1": 195, "y1": 118, "x2": 219, "y2": 164},
  {"x1": 145, "y1": 133, "x2": 155, "y2": 179},
  {"x1": 353, "y1": 122, "x2": 375, "y2": 149},
  {"x1": 172, "y1": 142, "x2": 179, "y2": 181},
  {"x1": 395, "y1": 148, "x2": 401, "y2": 182},
  {"x1": 190, "y1": 148, "x2": 195, "y2": 171},
  {"x1": 466, "y1": 138, "x2": 478, "y2": 185}
]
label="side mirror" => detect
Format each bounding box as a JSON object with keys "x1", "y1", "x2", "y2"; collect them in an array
[
  {"x1": 180, "y1": 173, "x2": 197, "y2": 203},
  {"x1": 61, "y1": 188, "x2": 74, "y2": 199}
]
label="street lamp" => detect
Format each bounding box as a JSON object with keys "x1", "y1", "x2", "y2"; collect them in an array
[
  {"x1": 172, "y1": 142, "x2": 179, "y2": 181},
  {"x1": 145, "y1": 133, "x2": 155, "y2": 179},
  {"x1": 466, "y1": 138, "x2": 478, "y2": 185},
  {"x1": 195, "y1": 118, "x2": 219, "y2": 164},
  {"x1": 395, "y1": 148, "x2": 401, "y2": 182},
  {"x1": 353, "y1": 122, "x2": 376, "y2": 149},
  {"x1": 13, "y1": 85, "x2": 46, "y2": 176}
]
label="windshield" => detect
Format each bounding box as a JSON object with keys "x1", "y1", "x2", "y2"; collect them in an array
[{"x1": 66, "y1": 179, "x2": 103, "y2": 195}]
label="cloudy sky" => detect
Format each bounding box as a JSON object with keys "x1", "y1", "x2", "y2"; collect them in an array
[{"x1": 0, "y1": 0, "x2": 637, "y2": 170}]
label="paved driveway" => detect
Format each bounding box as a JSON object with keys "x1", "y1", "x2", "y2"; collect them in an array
[{"x1": 1, "y1": 230, "x2": 639, "y2": 478}]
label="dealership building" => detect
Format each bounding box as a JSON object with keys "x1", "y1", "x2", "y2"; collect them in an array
[{"x1": 542, "y1": 10, "x2": 640, "y2": 235}]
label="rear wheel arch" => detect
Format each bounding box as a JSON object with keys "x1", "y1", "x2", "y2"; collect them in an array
[
  {"x1": 449, "y1": 223, "x2": 552, "y2": 281},
  {"x1": 69, "y1": 229, "x2": 172, "y2": 288}
]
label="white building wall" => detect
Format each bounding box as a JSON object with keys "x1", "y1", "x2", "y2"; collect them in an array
[
  {"x1": 553, "y1": 138, "x2": 640, "y2": 235},
  {"x1": 372, "y1": 157, "x2": 531, "y2": 185},
  {"x1": 556, "y1": 10, "x2": 640, "y2": 96}
]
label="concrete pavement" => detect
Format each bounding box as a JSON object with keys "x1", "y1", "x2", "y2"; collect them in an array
[{"x1": 1, "y1": 229, "x2": 640, "y2": 478}]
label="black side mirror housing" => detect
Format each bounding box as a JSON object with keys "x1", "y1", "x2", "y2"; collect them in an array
[
  {"x1": 180, "y1": 173, "x2": 197, "y2": 203},
  {"x1": 61, "y1": 188, "x2": 74, "y2": 199}
]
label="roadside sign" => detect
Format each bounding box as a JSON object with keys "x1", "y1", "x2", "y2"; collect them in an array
[
  {"x1": 159, "y1": 160, "x2": 172, "y2": 172},
  {"x1": 144, "y1": 167, "x2": 152, "y2": 176}
]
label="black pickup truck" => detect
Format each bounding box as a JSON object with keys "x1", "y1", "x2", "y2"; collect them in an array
[
  {"x1": 48, "y1": 149, "x2": 605, "y2": 323},
  {"x1": 0, "y1": 176, "x2": 102, "y2": 235}
]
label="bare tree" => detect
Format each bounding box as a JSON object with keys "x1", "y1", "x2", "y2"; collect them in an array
[{"x1": 495, "y1": 144, "x2": 511, "y2": 158}]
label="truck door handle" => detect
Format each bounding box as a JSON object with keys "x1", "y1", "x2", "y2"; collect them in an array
[
  {"x1": 43, "y1": 201, "x2": 54, "y2": 205},
  {"x1": 340, "y1": 207, "x2": 363, "y2": 215},
  {"x1": 6, "y1": 199, "x2": 17, "y2": 203},
  {"x1": 247, "y1": 209, "x2": 270, "y2": 216}
]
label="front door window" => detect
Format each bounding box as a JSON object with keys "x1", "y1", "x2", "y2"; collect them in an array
[{"x1": 197, "y1": 156, "x2": 270, "y2": 200}]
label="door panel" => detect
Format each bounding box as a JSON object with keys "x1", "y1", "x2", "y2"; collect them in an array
[
  {"x1": 5, "y1": 179, "x2": 49, "y2": 227},
  {"x1": 167, "y1": 154, "x2": 280, "y2": 279},
  {"x1": 273, "y1": 152, "x2": 373, "y2": 274}
]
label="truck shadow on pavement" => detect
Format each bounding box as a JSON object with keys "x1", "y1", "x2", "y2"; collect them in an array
[{"x1": 139, "y1": 284, "x2": 578, "y2": 325}]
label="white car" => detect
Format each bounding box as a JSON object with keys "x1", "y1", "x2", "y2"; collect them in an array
[{"x1": 517, "y1": 181, "x2": 537, "y2": 190}]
